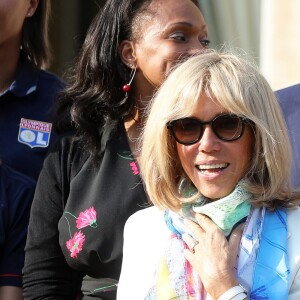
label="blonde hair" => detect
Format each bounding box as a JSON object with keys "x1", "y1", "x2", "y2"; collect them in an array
[{"x1": 140, "y1": 49, "x2": 299, "y2": 211}]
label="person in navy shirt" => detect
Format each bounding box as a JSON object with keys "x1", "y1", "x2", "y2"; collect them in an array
[
  {"x1": 0, "y1": 161, "x2": 35, "y2": 299},
  {"x1": 276, "y1": 84, "x2": 300, "y2": 188},
  {"x1": 0, "y1": 0, "x2": 64, "y2": 182},
  {"x1": 0, "y1": 0, "x2": 64, "y2": 298}
]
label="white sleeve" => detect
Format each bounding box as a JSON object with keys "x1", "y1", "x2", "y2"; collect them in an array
[
  {"x1": 117, "y1": 207, "x2": 168, "y2": 300},
  {"x1": 287, "y1": 208, "x2": 300, "y2": 299},
  {"x1": 116, "y1": 212, "x2": 138, "y2": 300}
]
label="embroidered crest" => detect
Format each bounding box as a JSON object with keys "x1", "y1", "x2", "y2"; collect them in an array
[{"x1": 18, "y1": 118, "x2": 52, "y2": 148}]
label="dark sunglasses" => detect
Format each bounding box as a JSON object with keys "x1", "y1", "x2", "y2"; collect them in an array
[{"x1": 167, "y1": 114, "x2": 248, "y2": 145}]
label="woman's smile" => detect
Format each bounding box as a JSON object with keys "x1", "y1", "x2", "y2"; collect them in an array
[{"x1": 196, "y1": 161, "x2": 229, "y2": 179}]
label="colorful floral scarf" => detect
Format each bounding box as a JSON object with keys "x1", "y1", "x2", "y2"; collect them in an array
[{"x1": 144, "y1": 183, "x2": 289, "y2": 299}]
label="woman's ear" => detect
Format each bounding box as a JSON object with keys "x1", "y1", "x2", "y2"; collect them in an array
[
  {"x1": 118, "y1": 40, "x2": 137, "y2": 67},
  {"x1": 26, "y1": 0, "x2": 40, "y2": 17}
]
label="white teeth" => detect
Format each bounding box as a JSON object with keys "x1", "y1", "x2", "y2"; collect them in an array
[{"x1": 198, "y1": 163, "x2": 228, "y2": 170}]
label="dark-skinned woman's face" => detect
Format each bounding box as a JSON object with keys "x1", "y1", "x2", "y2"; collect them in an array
[{"x1": 132, "y1": 0, "x2": 209, "y2": 91}]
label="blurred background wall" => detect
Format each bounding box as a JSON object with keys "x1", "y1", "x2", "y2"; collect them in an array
[
  {"x1": 48, "y1": 0, "x2": 300, "y2": 91},
  {"x1": 49, "y1": 0, "x2": 105, "y2": 77}
]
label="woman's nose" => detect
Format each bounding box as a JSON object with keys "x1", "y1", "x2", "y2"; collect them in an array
[{"x1": 197, "y1": 125, "x2": 221, "y2": 152}]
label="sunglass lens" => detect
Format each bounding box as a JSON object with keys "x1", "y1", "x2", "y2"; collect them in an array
[
  {"x1": 213, "y1": 115, "x2": 243, "y2": 140},
  {"x1": 173, "y1": 119, "x2": 201, "y2": 144}
]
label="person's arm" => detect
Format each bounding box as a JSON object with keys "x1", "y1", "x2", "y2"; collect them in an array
[
  {"x1": 117, "y1": 207, "x2": 169, "y2": 300},
  {"x1": 0, "y1": 165, "x2": 35, "y2": 295},
  {"x1": 22, "y1": 141, "x2": 83, "y2": 299},
  {"x1": 183, "y1": 214, "x2": 247, "y2": 300},
  {"x1": 0, "y1": 286, "x2": 22, "y2": 300},
  {"x1": 117, "y1": 210, "x2": 147, "y2": 300}
]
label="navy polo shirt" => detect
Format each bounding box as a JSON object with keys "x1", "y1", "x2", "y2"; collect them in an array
[
  {"x1": 0, "y1": 51, "x2": 64, "y2": 181},
  {"x1": 0, "y1": 162, "x2": 35, "y2": 287}
]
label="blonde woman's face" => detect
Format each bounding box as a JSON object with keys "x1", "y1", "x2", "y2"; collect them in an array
[{"x1": 176, "y1": 93, "x2": 254, "y2": 200}]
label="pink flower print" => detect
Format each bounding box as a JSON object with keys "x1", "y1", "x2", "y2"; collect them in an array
[
  {"x1": 76, "y1": 206, "x2": 97, "y2": 229},
  {"x1": 66, "y1": 231, "x2": 85, "y2": 258},
  {"x1": 130, "y1": 161, "x2": 139, "y2": 175}
]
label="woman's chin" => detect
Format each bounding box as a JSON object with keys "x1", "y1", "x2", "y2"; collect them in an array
[{"x1": 198, "y1": 185, "x2": 235, "y2": 200}]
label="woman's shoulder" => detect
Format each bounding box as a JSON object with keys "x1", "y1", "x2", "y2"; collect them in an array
[
  {"x1": 124, "y1": 206, "x2": 169, "y2": 244},
  {"x1": 48, "y1": 133, "x2": 84, "y2": 160},
  {"x1": 119, "y1": 207, "x2": 170, "y2": 300},
  {"x1": 287, "y1": 207, "x2": 300, "y2": 233},
  {"x1": 38, "y1": 69, "x2": 65, "y2": 89},
  {"x1": 125, "y1": 206, "x2": 165, "y2": 230},
  {"x1": 123, "y1": 207, "x2": 170, "y2": 273},
  {"x1": 127, "y1": 205, "x2": 164, "y2": 220},
  {"x1": 42, "y1": 133, "x2": 90, "y2": 183},
  {"x1": 286, "y1": 207, "x2": 300, "y2": 260},
  {"x1": 287, "y1": 206, "x2": 300, "y2": 220},
  {"x1": 46, "y1": 122, "x2": 129, "y2": 183}
]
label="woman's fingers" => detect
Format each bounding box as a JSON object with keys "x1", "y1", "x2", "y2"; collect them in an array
[
  {"x1": 194, "y1": 213, "x2": 214, "y2": 230},
  {"x1": 182, "y1": 233, "x2": 198, "y2": 253},
  {"x1": 184, "y1": 214, "x2": 220, "y2": 240},
  {"x1": 182, "y1": 215, "x2": 240, "y2": 298}
]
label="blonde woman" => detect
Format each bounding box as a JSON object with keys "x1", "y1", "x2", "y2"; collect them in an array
[{"x1": 117, "y1": 50, "x2": 300, "y2": 299}]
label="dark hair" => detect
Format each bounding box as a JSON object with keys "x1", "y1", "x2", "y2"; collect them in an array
[
  {"x1": 55, "y1": 0, "x2": 201, "y2": 162},
  {"x1": 22, "y1": 0, "x2": 51, "y2": 68}
]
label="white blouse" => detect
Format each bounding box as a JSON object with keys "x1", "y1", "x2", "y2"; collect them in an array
[{"x1": 117, "y1": 206, "x2": 300, "y2": 300}]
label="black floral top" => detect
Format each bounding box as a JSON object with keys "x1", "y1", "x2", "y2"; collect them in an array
[{"x1": 23, "y1": 123, "x2": 149, "y2": 299}]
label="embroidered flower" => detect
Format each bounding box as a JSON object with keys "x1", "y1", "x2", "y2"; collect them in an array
[
  {"x1": 118, "y1": 152, "x2": 140, "y2": 176},
  {"x1": 76, "y1": 206, "x2": 97, "y2": 229},
  {"x1": 66, "y1": 231, "x2": 85, "y2": 258},
  {"x1": 130, "y1": 161, "x2": 139, "y2": 175}
]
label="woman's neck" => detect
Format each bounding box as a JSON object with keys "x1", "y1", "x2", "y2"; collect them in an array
[
  {"x1": 124, "y1": 78, "x2": 156, "y2": 158},
  {"x1": 124, "y1": 95, "x2": 152, "y2": 164},
  {"x1": 0, "y1": 40, "x2": 21, "y2": 93},
  {"x1": 124, "y1": 109, "x2": 143, "y2": 160}
]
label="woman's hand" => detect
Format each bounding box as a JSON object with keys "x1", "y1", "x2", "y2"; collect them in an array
[{"x1": 182, "y1": 213, "x2": 243, "y2": 300}]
